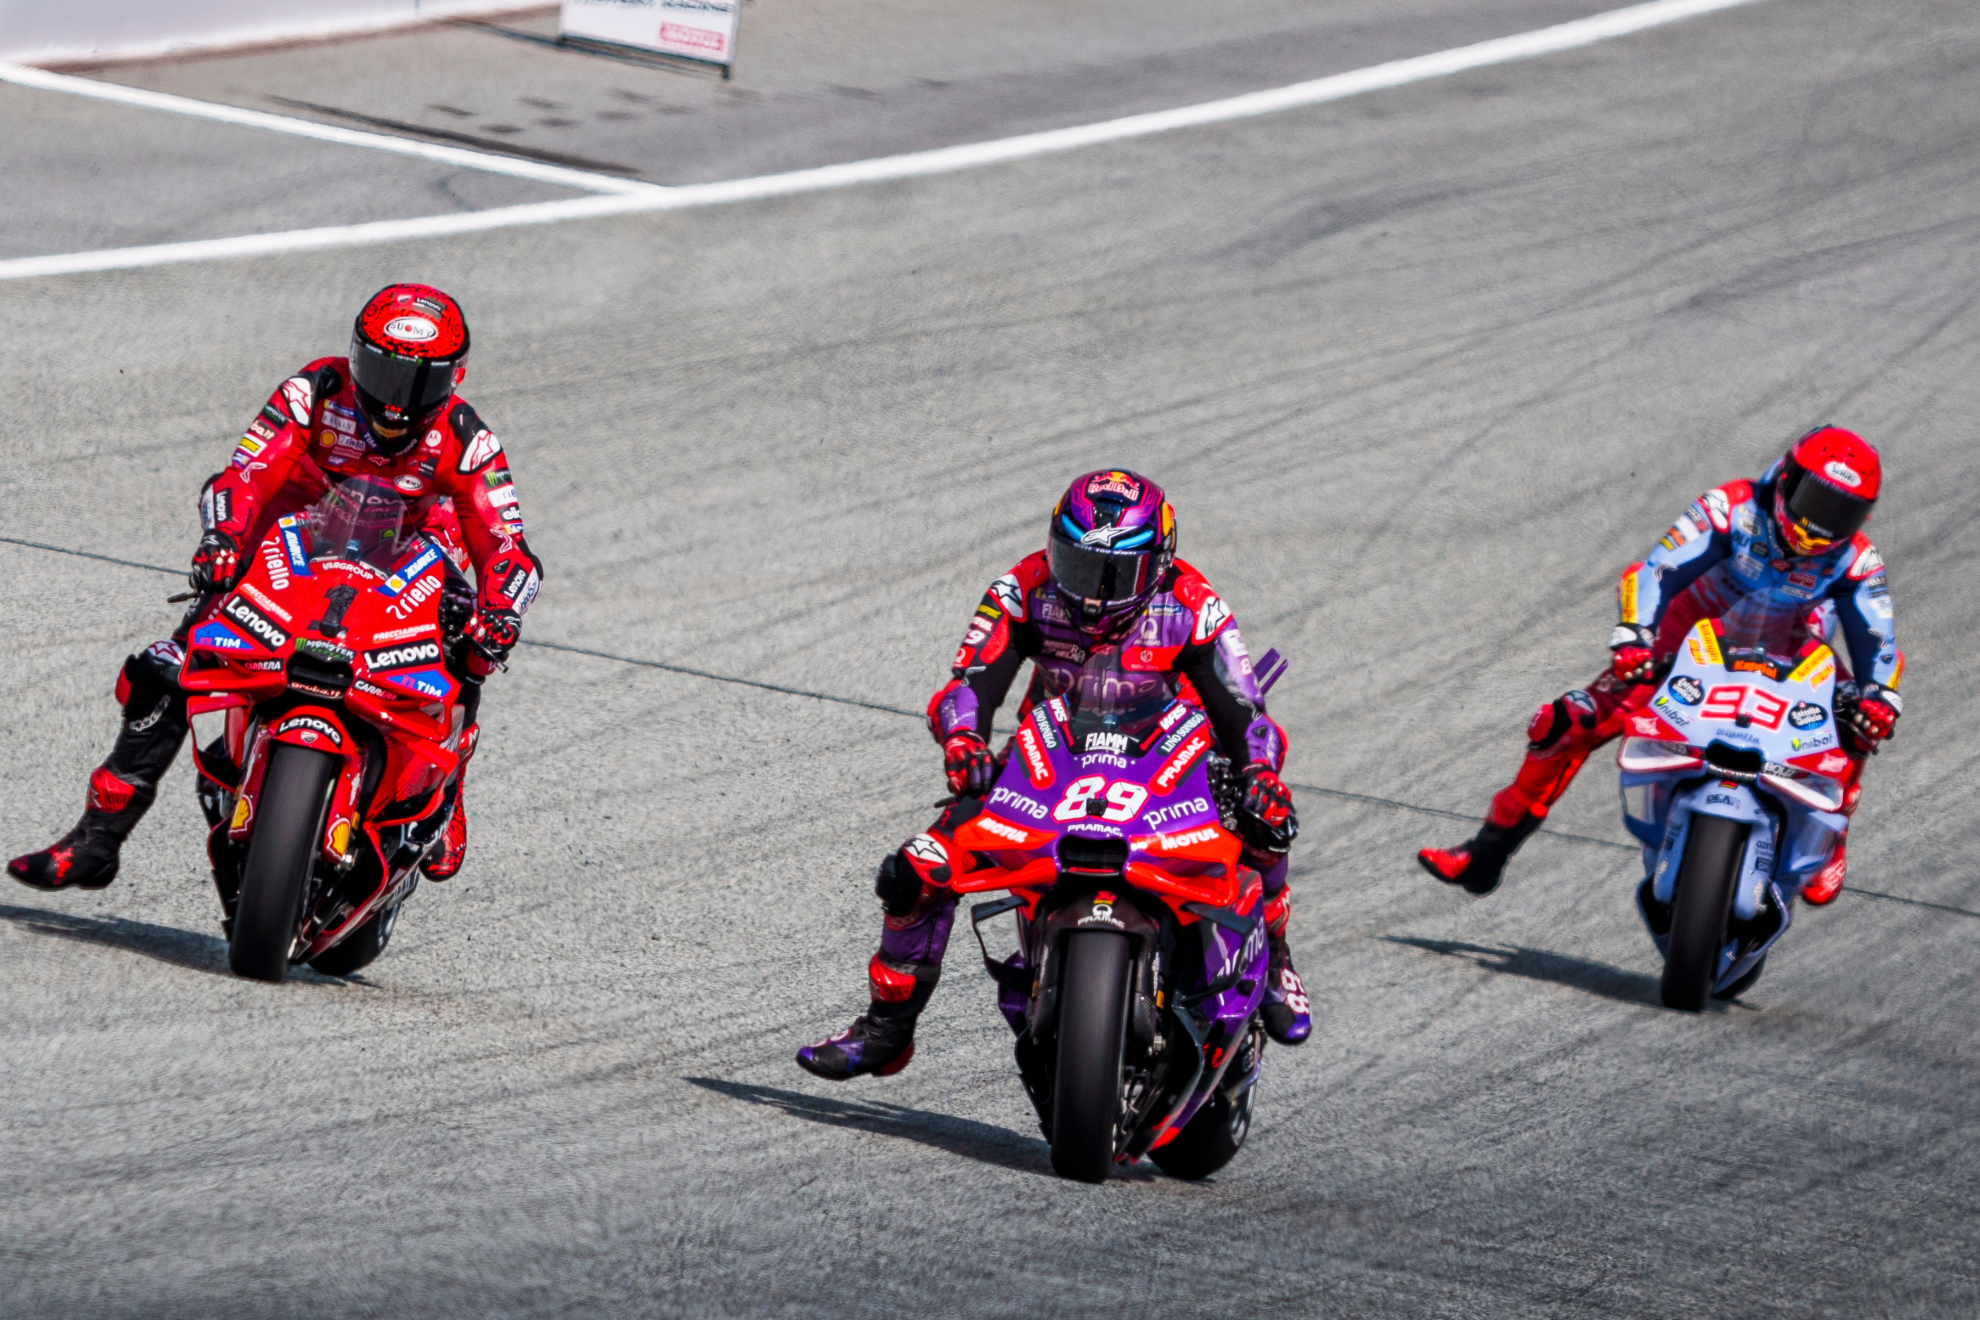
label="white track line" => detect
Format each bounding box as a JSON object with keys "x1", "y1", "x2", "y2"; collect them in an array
[
  {"x1": 0, "y1": 61, "x2": 662, "y2": 196},
  {"x1": 0, "y1": 0, "x2": 1768, "y2": 283}
]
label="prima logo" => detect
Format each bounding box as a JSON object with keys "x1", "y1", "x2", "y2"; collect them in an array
[
  {"x1": 1142, "y1": 797, "x2": 1210, "y2": 830},
  {"x1": 988, "y1": 786, "x2": 1048, "y2": 821}
]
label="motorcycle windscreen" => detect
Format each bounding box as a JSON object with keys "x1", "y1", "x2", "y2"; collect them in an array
[
  {"x1": 304, "y1": 475, "x2": 411, "y2": 569},
  {"x1": 1060, "y1": 649, "x2": 1176, "y2": 745}
]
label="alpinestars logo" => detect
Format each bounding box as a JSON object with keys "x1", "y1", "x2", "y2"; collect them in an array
[{"x1": 364, "y1": 640, "x2": 442, "y2": 672}]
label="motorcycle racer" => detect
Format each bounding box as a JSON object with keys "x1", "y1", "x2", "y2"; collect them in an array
[
  {"x1": 9, "y1": 284, "x2": 542, "y2": 894},
  {"x1": 1418, "y1": 426, "x2": 1900, "y2": 905},
  {"x1": 798, "y1": 469, "x2": 1310, "y2": 1082}
]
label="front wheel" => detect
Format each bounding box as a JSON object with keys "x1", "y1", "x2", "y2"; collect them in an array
[
  {"x1": 1050, "y1": 931, "x2": 1131, "y2": 1183},
  {"x1": 229, "y1": 743, "x2": 338, "y2": 983},
  {"x1": 1660, "y1": 813, "x2": 1748, "y2": 1012}
]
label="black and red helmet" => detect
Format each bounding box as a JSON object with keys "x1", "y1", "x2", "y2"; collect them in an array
[
  {"x1": 1773, "y1": 425, "x2": 1880, "y2": 556},
  {"x1": 349, "y1": 284, "x2": 469, "y2": 454}
]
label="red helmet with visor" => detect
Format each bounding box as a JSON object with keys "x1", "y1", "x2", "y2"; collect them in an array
[
  {"x1": 350, "y1": 284, "x2": 469, "y2": 455},
  {"x1": 1773, "y1": 425, "x2": 1880, "y2": 556}
]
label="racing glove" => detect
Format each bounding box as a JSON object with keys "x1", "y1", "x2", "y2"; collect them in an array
[
  {"x1": 1239, "y1": 766, "x2": 1298, "y2": 854},
  {"x1": 942, "y1": 730, "x2": 997, "y2": 797},
  {"x1": 463, "y1": 605, "x2": 521, "y2": 666},
  {"x1": 1609, "y1": 624, "x2": 1656, "y2": 684},
  {"x1": 188, "y1": 531, "x2": 242, "y2": 593},
  {"x1": 1843, "y1": 683, "x2": 1899, "y2": 754}
]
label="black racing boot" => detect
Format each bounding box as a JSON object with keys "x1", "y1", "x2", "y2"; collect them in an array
[
  {"x1": 8, "y1": 769, "x2": 156, "y2": 891},
  {"x1": 1417, "y1": 813, "x2": 1543, "y2": 896},
  {"x1": 796, "y1": 955, "x2": 940, "y2": 1080},
  {"x1": 1258, "y1": 891, "x2": 1311, "y2": 1046},
  {"x1": 10, "y1": 650, "x2": 188, "y2": 892}
]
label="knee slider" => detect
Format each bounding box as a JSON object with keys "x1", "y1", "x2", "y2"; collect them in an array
[{"x1": 874, "y1": 852, "x2": 921, "y2": 918}]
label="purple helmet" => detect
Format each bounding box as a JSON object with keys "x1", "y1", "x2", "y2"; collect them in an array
[{"x1": 1047, "y1": 469, "x2": 1177, "y2": 633}]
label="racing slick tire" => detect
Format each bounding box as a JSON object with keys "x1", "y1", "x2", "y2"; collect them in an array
[
  {"x1": 229, "y1": 743, "x2": 338, "y2": 983},
  {"x1": 1050, "y1": 931, "x2": 1131, "y2": 1183},
  {"x1": 1661, "y1": 814, "x2": 1748, "y2": 1012},
  {"x1": 1149, "y1": 1082, "x2": 1255, "y2": 1181},
  {"x1": 308, "y1": 900, "x2": 401, "y2": 977}
]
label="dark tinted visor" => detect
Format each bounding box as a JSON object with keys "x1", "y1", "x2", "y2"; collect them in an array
[
  {"x1": 1785, "y1": 468, "x2": 1871, "y2": 542},
  {"x1": 1049, "y1": 537, "x2": 1152, "y2": 604},
  {"x1": 350, "y1": 335, "x2": 456, "y2": 417}
]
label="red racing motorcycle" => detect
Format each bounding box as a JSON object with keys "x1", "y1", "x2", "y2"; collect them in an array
[{"x1": 180, "y1": 476, "x2": 475, "y2": 982}]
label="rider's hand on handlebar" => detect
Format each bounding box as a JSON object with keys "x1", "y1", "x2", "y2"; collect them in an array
[
  {"x1": 1609, "y1": 624, "x2": 1655, "y2": 684},
  {"x1": 1239, "y1": 766, "x2": 1298, "y2": 853},
  {"x1": 1844, "y1": 687, "x2": 1898, "y2": 753},
  {"x1": 188, "y1": 531, "x2": 241, "y2": 593},
  {"x1": 942, "y1": 730, "x2": 997, "y2": 797},
  {"x1": 463, "y1": 605, "x2": 521, "y2": 665}
]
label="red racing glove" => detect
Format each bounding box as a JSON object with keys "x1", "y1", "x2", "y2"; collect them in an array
[
  {"x1": 1844, "y1": 687, "x2": 1898, "y2": 754},
  {"x1": 463, "y1": 605, "x2": 521, "y2": 665},
  {"x1": 1609, "y1": 624, "x2": 1655, "y2": 684},
  {"x1": 942, "y1": 730, "x2": 997, "y2": 797},
  {"x1": 1239, "y1": 766, "x2": 1298, "y2": 852},
  {"x1": 189, "y1": 531, "x2": 241, "y2": 593}
]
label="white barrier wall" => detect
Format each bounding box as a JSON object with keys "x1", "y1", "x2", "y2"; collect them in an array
[{"x1": 0, "y1": 0, "x2": 527, "y2": 65}]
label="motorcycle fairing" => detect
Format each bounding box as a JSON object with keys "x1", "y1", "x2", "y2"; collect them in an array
[{"x1": 177, "y1": 494, "x2": 464, "y2": 966}]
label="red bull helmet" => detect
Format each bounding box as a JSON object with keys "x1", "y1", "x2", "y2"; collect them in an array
[{"x1": 1047, "y1": 469, "x2": 1177, "y2": 634}]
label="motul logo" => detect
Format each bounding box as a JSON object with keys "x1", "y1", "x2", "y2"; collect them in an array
[
  {"x1": 364, "y1": 640, "x2": 442, "y2": 671},
  {"x1": 1015, "y1": 723, "x2": 1054, "y2": 788},
  {"x1": 1157, "y1": 826, "x2": 1219, "y2": 850},
  {"x1": 1152, "y1": 729, "x2": 1212, "y2": 795},
  {"x1": 976, "y1": 815, "x2": 1031, "y2": 843}
]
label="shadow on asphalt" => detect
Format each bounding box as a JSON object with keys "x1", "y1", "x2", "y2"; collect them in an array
[
  {"x1": 1381, "y1": 935, "x2": 1664, "y2": 1008},
  {"x1": 0, "y1": 902, "x2": 352, "y2": 985},
  {"x1": 684, "y1": 1075, "x2": 1056, "y2": 1177}
]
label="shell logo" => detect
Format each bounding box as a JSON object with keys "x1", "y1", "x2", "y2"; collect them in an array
[{"x1": 231, "y1": 797, "x2": 252, "y2": 829}]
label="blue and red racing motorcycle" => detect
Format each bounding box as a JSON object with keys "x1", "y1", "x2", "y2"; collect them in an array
[{"x1": 1617, "y1": 600, "x2": 1855, "y2": 1010}]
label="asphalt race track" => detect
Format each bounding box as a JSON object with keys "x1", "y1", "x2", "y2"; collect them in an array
[{"x1": 4, "y1": 1, "x2": 1980, "y2": 1314}]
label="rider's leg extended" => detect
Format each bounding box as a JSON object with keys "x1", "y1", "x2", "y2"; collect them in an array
[
  {"x1": 1418, "y1": 675, "x2": 1639, "y2": 896},
  {"x1": 422, "y1": 681, "x2": 481, "y2": 882},
  {"x1": 9, "y1": 643, "x2": 190, "y2": 891},
  {"x1": 1255, "y1": 855, "x2": 1311, "y2": 1046},
  {"x1": 1801, "y1": 755, "x2": 1865, "y2": 906},
  {"x1": 796, "y1": 821, "x2": 961, "y2": 1081}
]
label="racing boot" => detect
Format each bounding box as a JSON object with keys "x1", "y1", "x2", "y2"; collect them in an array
[
  {"x1": 1418, "y1": 810, "x2": 1543, "y2": 897},
  {"x1": 9, "y1": 648, "x2": 188, "y2": 892},
  {"x1": 1801, "y1": 837, "x2": 1847, "y2": 906},
  {"x1": 9, "y1": 768, "x2": 155, "y2": 891},
  {"x1": 1259, "y1": 891, "x2": 1311, "y2": 1046},
  {"x1": 795, "y1": 954, "x2": 939, "y2": 1080},
  {"x1": 421, "y1": 724, "x2": 477, "y2": 881}
]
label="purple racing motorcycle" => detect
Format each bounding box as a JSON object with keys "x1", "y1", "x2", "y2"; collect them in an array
[{"x1": 948, "y1": 646, "x2": 1286, "y2": 1182}]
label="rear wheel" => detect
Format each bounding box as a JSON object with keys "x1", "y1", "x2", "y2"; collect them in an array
[
  {"x1": 1050, "y1": 931, "x2": 1131, "y2": 1183},
  {"x1": 307, "y1": 901, "x2": 401, "y2": 977},
  {"x1": 1660, "y1": 814, "x2": 1748, "y2": 1012},
  {"x1": 1150, "y1": 1083, "x2": 1255, "y2": 1181},
  {"x1": 229, "y1": 743, "x2": 338, "y2": 983}
]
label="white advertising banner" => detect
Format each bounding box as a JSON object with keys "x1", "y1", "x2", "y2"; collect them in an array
[{"x1": 559, "y1": 0, "x2": 739, "y2": 70}]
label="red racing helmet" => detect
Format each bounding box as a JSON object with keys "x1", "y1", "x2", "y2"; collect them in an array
[
  {"x1": 350, "y1": 284, "x2": 469, "y2": 454},
  {"x1": 1773, "y1": 425, "x2": 1880, "y2": 556}
]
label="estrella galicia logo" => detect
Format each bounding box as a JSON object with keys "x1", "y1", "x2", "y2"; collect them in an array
[
  {"x1": 1788, "y1": 701, "x2": 1829, "y2": 729},
  {"x1": 363, "y1": 640, "x2": 442, "y2": 672},
  {"x1": 1668, "y1": 675, "x2": 1704, "y2": 706}
]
